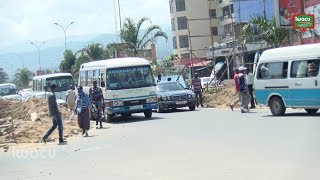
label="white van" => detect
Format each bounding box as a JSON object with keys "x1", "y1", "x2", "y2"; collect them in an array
[
  {"x1": 254, "y1": 44, "x2": 320, "y2": 116},
  {"x1": 79, "y1": 57, "x2": 158, "y2": 122}
]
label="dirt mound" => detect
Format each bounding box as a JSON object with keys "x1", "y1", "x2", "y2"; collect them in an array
[
  {"x1": 203, "y1": 81, "x2": 240, "y2": 108},
  {"x1": 0, "y1": 98, "x2": 86, "y2": 144}
]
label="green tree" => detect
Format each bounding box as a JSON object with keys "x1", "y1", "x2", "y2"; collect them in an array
[
  {"x1": 83, "y1": 42, "x2": 105, "y2": 60},
  {"x1": 240, "y1": 16, "x2": 289, "y2": 47},
  {"x1": 240, "y1": 15, "x2": 319, "y2": 47},
  {"x1": 151, "y1": 55, "x2": 175, "y2": 76},
  {"x1": 0, "y1": 68, "x2": 9, "y2": 84},
  {"x1": 14, "y1": 68, "x2": 33, "y2": 89},
  {"x1": 60, "y1": 50, "x2": 76, "y2": 73},
  {"x1": 71, "y1": 51, "x2": 91, "y2": 78},
  {"x1": 120, "y1": 17, "x2": 168, "y2": 56},
  {"x1": 45, "y1": 69, "x2": 52, "y2": 74}
]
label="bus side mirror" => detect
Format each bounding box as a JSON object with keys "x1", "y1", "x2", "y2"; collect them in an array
[{"x1": 101, "y1": 81, "x2": 105, "y2": 88}]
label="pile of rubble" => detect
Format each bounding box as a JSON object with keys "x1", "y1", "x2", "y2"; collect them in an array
[
  {"x1": 203, "y1": 81, "x2": 239, "y2": 108},
  {"x1": 0, "y1": 98, "x2": 85, "y2": 144}
]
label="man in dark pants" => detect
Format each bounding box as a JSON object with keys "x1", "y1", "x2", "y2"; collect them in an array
[
  {"x1": 245, "y1": 68, "x2": 256, "y2": 109},
  {"x1": 42, "y1": 84, "x2": 66, "y2": 144},
  {"x1": 89, "y1": 81, "x2": 105, "y2": 128},
  {"x1": 191, "y1": 73, "x2": 204, "y2": 107}
]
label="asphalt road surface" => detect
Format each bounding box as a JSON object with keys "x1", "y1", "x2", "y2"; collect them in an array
[{"x1": 0, "y1": 108, "x2": 320, "y2": 180}]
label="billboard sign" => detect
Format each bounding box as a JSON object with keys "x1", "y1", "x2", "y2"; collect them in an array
[
  {"x1": 275, "y1": 0, "x2": 304, "y2": 28},
  {"x1": 292, "y1": 14, "x2": 315, "y2": 31}
]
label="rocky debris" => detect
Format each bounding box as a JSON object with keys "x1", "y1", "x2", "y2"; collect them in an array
[
  {"x1": 0, "y1": 98, "x2": 84, "y2": 144},
  {"x1": 203, "y1": 81, "x2": 240, "y2": 108}
]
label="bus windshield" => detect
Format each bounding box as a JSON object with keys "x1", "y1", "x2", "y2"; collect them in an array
[
  {"x1": 0, "y1": 84, "x2": 17, "y2": 96},
  {"x1": 106, "y1": 66, "x2": 155, "y2": 90},
  {"x1": 46, "y1": 76, "x2": 74, "y2": 92}
]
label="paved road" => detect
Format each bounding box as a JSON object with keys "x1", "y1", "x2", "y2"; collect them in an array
[{"x1": 0, "y1": 108, "x2": 320, "y2": 180}]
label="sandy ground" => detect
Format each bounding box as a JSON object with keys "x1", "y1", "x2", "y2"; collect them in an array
[{"x1": 0, "y1": 98, "x2": 95, "y2": 144}]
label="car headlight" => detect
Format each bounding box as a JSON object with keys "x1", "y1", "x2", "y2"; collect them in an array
[
  {"x1": 112, "y1": 100, "x2": 124, "y2": 106},
  {"x1": 191, "y1": 92, "x2": 196, "y2": 98},
  {"x1": 146, "y1": 96, "x2": 157, "y2": 103},
  {"x1": 161, "y1": 96, "x2": 172, "y2": 101},
  {"x1": 188, "y1": 94, "x2": 192, "y2": 99}
]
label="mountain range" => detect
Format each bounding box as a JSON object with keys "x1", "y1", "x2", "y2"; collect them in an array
[{"x1": 0, "y1": 25, "x2": 173, "y2": 79}]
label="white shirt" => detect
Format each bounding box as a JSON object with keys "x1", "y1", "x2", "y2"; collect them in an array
[
  {"x1": 66, "y1": 89, "x2": 76, "y2": 103},
  {"x1": 246, "y1": 72, "x2": 254, "y2": 85}
]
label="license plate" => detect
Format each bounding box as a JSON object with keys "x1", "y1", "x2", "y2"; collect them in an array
[
  {"x1": 129, "y1": 105, "x2": 143, "y2": 110},
  {"x1": 176, "y1": 101, "x2": 187, "y2": 105}
]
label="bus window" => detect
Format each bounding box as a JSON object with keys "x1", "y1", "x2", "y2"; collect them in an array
[
  {"x1": 93, "y1": 70, "x2": 100, "y2": 85},
  {"x1": 100, "y1": 72, "x2": 105, "y2": 87},
  {"x1": 87, "y1": 70, "x2": 93, "y2": 86},
  {"x1": 291, "y1": 59, "x2": 320, "y2": 78},
  {"x1": 257, "y1": 62, "x2": 288, "y2": 79}
]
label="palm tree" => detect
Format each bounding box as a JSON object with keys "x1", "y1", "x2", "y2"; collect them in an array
[
  {"x1": 83, "y1": 43, "x2": 105, "y2": 60},
  {"x1": 120, "y1": 17, "x2": 168, "y2": 56},
  {"x1": 241, "y1": 15, "x2": 319, "y2": 48},
  {"x1": 240, "y1": 16, "x2": 289, "y2": 47}
]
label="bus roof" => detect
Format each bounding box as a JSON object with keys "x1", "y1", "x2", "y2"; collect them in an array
[
  {"x1": 0, "y1": 83, "x2": 16, "y2": 87},
  {"x1": 259, "y1": 43, "x2": 320, "y2": 62},
  {"x1": 32, "y1": 73, "x2": 72, "y2": 80},
  {"x1": 80, "y1": 57, "x2": 150, "y2": 70}
]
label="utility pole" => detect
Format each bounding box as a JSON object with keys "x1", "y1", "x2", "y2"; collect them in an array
[{"x1": 30, "y1": 41, "x2": 46, "y2": 70}]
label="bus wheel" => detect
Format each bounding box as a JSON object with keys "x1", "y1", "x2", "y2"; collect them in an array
[
  {"x1": 105, "y1": 114, "x2": 113, "y2": 123},
  {"x1": 305, "y1": 109, "x2": 319, "y2": 114},
  {"x1": 144, "y1": 110, "x2": 152, "y2": 119},
  {"x1": 269, "y1": 97, "x2": 286, "y2": 116}
]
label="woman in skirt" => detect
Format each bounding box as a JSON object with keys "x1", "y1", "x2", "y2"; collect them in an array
[{"x1": 75, "y1": 86, "x2": 91, "y2": 137}]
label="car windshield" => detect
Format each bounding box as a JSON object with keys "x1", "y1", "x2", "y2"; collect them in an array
[
  {"x1": 106, "y1": 66, "x2": 155, "y2": 90},
  {"x1": 46, "y1": 76, "x2": 74, "y2": 92},
  {"x1": 157, "y1": 82, "x2": 185, "y2": 92}
]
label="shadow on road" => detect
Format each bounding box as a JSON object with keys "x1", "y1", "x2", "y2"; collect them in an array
[
  {"x1": 108, "y1": 115, "x2": 165, "y2": 124},
  {"x1": 262, "y1": 113, "x2": 320, "y2": 118},
  {"x1": 156, "y1": 108, "x2": 199, "y2": 114}
]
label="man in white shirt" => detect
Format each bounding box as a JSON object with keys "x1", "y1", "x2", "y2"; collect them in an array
[
  {"x1": 66, "y1": 85, "x2": 76, "y2": 111},
  {"x1": 245, "y1": 68, "x2": 255, "y2": 109}
]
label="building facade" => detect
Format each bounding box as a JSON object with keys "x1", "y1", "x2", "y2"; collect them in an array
[{"x1": 169, "y1": 0, "x2": 223, "y2": 58}]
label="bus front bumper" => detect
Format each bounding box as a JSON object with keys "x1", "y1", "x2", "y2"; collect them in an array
[{"x1": 106, "y1": 103, "x2": 158, "y2": 114}]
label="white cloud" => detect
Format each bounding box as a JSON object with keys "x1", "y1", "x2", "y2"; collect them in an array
[{"x1": 0, "y1": 0, "x2": 170, "y2": 48}]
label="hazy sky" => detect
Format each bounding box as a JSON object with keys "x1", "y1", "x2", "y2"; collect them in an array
[{"x1": 0, "y1": 0, "x2": 171, "y2": 48}]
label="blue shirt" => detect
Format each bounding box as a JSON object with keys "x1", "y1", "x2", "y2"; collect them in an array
[{"x1": 76, "y1": 91, "x2": 91, "y2": 110}]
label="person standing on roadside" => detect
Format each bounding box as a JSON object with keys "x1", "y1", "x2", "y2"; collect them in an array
[
  {"x1": 75, "y1": 86, "x2": 91, "y2": 137},
  {"x1": 238, "y1": 67, "x2": 251, "y2": 113},
  {"x1": 42, "y1": 84, "x2": 66, "y2": 144},
  {"x1": 229, "y1": 68, "x2": 240, "y2": 111},
  {"x1": 245, "y1": 68, "x2": 255, "y2": 109},
  {"x1": 191, "y1": 73, "x2": 204, "y2": 107},
  {"x1": 66, "y1": 85, "x2": 76, "y2": 111},
  {"x1": 89, "y1": 81, "x2": 105, "y2": 128}
]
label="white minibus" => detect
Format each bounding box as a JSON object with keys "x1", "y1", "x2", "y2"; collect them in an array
[
  {"x1": 254, "y1": 43, "x2": 320, "y2": 116},
  {"x1": 32, "y1": 73, "x2": 74, "y2": 100},
  {"x1": 79, "y1": 57, "x2": 158, "y2": 122}
]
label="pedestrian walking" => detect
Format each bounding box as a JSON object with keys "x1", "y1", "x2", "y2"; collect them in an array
[
  {"x1": 245, "y1": 68, "x2": 256, "y2": 109},
  {"x1": 238, "y1": 66, "x2": 251, "y2": 113},
  {"x1": 66, "y1": 85, "x2": 76, "y2": 111},
  {"x1": 42, "y1": 84, "x2": 66, "y2": 144},
  {"x1": 76, "y1": 86, "x2": 91, "y2": 137},
  {"x1": 191, "y1": 73, "x2": 204, "y2": 107},
  {"x1": 229, "y1": 68, "x2": 241, "y2": 111},
  {"x1": 89, "y1": 81, "x2": 105, "y2": 128}
]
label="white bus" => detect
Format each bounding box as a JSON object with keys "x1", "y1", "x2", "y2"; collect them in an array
[
  {"x1": 0, "y1": 83, "x2": 17, "y2": 96},
  {"x1": 254, "y1": 44, "x2": 320, "y2": 116},
  {"x1": 32, "y1": 73, "x2": 74, "y2": 100},
  {"x1": 79, "y1": 57, "x2": 158, "y2": 122}
]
